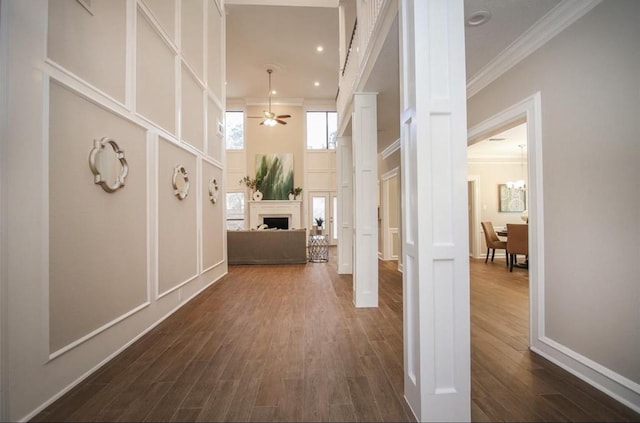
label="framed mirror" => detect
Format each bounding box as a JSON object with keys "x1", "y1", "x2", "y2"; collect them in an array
[
  {"x1": 172, "y1": 165, "x2": 190, "y2": 200},
  {"x1": 88, "y1": 137, "x2": 129, "y2": 193},
  {"x1": 208, "y1": 177, "x2": 219, "y2": 204}
]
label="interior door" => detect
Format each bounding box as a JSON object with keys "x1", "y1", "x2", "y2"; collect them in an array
[{"x1": 309, "y1": 191, "x2": 337, "y2": 245}]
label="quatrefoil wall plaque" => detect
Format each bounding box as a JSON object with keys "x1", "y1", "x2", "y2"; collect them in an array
[
  {"x1": 88, "y1": 137, "x2": 129, "y2": 193},
  {"x1": 208, "y1": 177, "x2": 219, "y2": 204},
  {"x1": 172, "y1": 165, "x2": 190, "y2": 200}
]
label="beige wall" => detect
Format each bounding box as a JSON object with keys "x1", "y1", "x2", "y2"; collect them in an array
[
  {"x1": 244, "y1": 104, "x2": 304, "y2": 189},
  {"x1": 467, "y1": 0, "x2": 640, "y2": 386},
  {"x1": 2, "y1": 1, "x2": 227, "y2": 420},
  {"x1": 467, "y1": 161, "x2": 528, "y2": 228}
]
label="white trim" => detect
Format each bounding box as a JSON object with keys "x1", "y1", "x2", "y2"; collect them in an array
[
  {"x1": 137, "y1": 2, "x2": 179, "y2": 55},
  {"x1": 125, "y1": 0, "x2": 136, "y2": 110},
  {"x1": 45, "y1": 59, "x2": 129, "y2": 116},
  {"x1": 196, "y1": 156, "x2": 203, "y2": 274},
  {"x1": 467, "y1": 175, "x2": 481, "y2": 259},
  {"x1": 533, "y1": 338, "x2": 640, "y2": 414},
  {"x1": 201, "y1": 259, "x2": 225, "y2": 275},
  {"x1": 40, "y1": 76, "x2": 51, "y2": 365},
  {"x1": 157, "y1": 273, "x2": 200, "y2": 300},
  {"x1": 21, "y1": 271, "x2": 227, "y2": 423},
  {"x1": 0, "y1": 0, "x2": 8, "y2": 417},
  {"x1": 466, "y1": 0, "x2": 602, "y2": 98},
  {"x1": 381, "y1": 138, "x2": 400, "y2": 160},
  {"x1": 468, "y1": 91, "x2": 545, "y2": 376},
  {"x1": 48, "y1": 302, "x2": 151, "y2": 361}
]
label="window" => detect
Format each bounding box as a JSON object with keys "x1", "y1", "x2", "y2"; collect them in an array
[
  {"x1": 306, "y1": 111, "x2": 337, "y2": 149},
  {"x1": 226, "y1": 192, "x2": 245, "y2": 230},
  {"x1": 225, "y1": 111, "x2": 244, "y2": 150}
]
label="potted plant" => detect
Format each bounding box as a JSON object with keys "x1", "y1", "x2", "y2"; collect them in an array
[{"x1": 314, "y1": 217, "x2": 324, "y2": 235}]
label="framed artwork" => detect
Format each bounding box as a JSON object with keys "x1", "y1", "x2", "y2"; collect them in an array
[
  {"x1": 499, "y1": 184, "x2": 526, "y2": 212},
  {"x1": 255, "y1": 153, "x2": 294, "y2": 200}
]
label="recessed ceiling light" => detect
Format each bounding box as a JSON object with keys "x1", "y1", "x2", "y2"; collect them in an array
[
  {"x1": 316, "y1": 46, "x2": 324, "y2": 52},
  {"x1": 271, "y1": 90, "x2": 277, "y2": 95},
  {"x1": 314, "y1": 81, "x2": 320, "y2": 87},
  {"x1": 466, "y1": 10, "x2": 491, "y2": 27}
]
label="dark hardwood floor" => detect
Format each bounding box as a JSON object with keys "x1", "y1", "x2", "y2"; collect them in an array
[{"x1": 32, "y1": 252, "x2": 640, "y2": 422}]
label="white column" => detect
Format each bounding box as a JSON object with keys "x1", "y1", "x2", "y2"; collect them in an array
[
  {"x1": 352, "y1": 93, "x2": 378, "y2": 308},
  {"x1": 399, "y1": 0, "x2": 470, "y2": 421},
  {"x1": 336, "y1": 136, "x2": 353, "y2": 274}
]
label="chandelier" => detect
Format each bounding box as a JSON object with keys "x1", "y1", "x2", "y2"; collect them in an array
[{"x1": 506, "y1": 144, "x2": 526, "y2": 191}]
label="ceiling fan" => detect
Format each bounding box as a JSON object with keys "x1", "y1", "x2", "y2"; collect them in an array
[{"x1": 248, "y1": 69, "x2": 291, "y2": 126}]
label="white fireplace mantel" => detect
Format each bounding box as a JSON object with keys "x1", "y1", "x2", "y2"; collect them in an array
[{"x1": 248, "y1": 200, "x2": 302, "y2": 229}]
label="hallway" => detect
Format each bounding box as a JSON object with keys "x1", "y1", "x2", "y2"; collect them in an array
[{"x1": 32, "y1": 256, "x2": 639, "y2": 422}]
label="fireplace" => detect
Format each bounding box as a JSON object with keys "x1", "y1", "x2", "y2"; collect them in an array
[
  {"x1": 263, "y1": 217, "x2": 289, "y2": 230},
  {"x1": 248, "y1": 200, "x2": 302, "y2": 230}
]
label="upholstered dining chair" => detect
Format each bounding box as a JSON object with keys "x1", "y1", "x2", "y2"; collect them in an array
[
  {"x1": 506, "y1": 223, "x2": 528, "y2": 272},
  {"x1": 481, "y1": 221, "x2": 507, "y2": 266}
]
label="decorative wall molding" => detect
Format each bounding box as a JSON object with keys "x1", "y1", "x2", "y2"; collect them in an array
[
  {"x1": 466, "y1": 0, "x2": 602, "y2": 98},
  {"x1": 380, "y1": 138, "x2": 400, "y2": 160},
  {"x1": 48, "y1": 302, "x2": 151, "y2": 361},
  {"x1": 28, "y1": 271, "x2": 226, "y2": 423}
]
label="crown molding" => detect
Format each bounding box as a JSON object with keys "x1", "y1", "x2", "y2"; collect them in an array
[{"x1": 466, "y1": 0, "x2": 602, "y2": 98}]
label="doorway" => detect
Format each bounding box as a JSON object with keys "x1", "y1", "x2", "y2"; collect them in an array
[
  {"x1": 309, "y1": 191, "x2": 337, "y2": 245},
  {"x1": 467, "y1": 92, "x2": 544, "y2": 348},
  {"x1": 380, "y1": 168, "x2": 400, "y2": 262}
]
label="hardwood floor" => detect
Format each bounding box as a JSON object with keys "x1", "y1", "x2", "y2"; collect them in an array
[{"x1": 32, "y1": 253, "x2": 639, "y2": 422}]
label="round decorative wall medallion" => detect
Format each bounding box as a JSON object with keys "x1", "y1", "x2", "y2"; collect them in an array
[
  {"x1": 88, "y1": 137, "x2": 129, "y2": 193},
  {"x1": 208, "y1": 177, "x2": 219, "y2": 204},
  {"x1": 172, "y1": 165, "x2": 190, "y2": 200}
]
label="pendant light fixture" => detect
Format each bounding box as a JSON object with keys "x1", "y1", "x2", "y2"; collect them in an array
[{"x1": 506, "y1": 144, "x2": 526, "y2": 191}]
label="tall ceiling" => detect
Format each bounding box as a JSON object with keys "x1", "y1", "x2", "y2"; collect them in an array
[{"x1": 225, "y1": 0, "x2": 563, "y2": 155}]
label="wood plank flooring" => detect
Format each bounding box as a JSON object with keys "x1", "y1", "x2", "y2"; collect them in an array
[{"x1": 32, "y1": 252, "x2": 640, "y2": 422}]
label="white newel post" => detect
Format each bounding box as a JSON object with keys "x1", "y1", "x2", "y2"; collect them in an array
[
  {"x1": 352, "y1": 93, "x2": 378, "y2": 308},
  {"x1": 336, "y1": 136, "x2": 353, "y2": 274},
  {"x1": 399, "y1": 0, "x2": 470, "y2": 421}
]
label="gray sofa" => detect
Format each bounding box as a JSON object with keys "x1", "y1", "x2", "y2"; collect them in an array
[{"x1": 227, "y1": 229, "x2": 307, "y2": 264}]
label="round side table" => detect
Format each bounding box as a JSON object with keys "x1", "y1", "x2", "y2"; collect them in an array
[{"x1": 308, "y1": 234, "x2": 329, "y2": 262}]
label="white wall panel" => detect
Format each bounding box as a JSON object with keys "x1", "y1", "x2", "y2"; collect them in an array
[
  {"x1": 207, "y1": 0, "x2": 224, "y2": 100},
  {"x1": 202, "y1": 160, "x2": 224, "y2": 270},
  {"x1": 181, "y1": 64, "x2": 204, "y2": 151},
  {"x1": 136, "y1": 10, "x2": 176, "y2": 133},
  {"x1": 144, "y1": 0, "x2": 176, "y2": 41},
  {"x1": 207, "y1": 97, "x2": 224, "y2": 161},
  {"x1": 48, "y1": 0, "x2": 127, "y2": 102},
  {"x1": 48, "y1": 81, "x2": 148, "y2": 354},
  {"x1": 157, "y1": 138, "x2": 198, "y2": 296},
  {"x1": 181, "y1": 0, "x2": 204, "y2": 79}
]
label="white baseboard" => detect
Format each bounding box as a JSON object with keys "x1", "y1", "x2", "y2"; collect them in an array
[{"x1": 531, "y1": 336, "x2": 640, "y2": 414}]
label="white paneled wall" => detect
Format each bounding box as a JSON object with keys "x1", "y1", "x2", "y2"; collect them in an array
[{"x1": 1, "y1": 1, "x2": 226, "y2": 420}]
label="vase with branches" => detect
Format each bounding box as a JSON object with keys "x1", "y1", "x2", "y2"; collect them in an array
[{"x1": 239, "y1": 176, "x2": 258, "y2": 192}]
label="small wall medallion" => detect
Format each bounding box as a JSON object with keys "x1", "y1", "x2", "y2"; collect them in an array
[
  {"x1": 172, "y1": 165, "x2": 190, "y2": 200},
  {"x1": 88, "y1": 137, "x2": 129, "y2": 193}
]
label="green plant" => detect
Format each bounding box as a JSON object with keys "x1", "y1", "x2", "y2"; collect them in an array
[
  {"x1": 289, "y1": 187, "x2": 302, "y2": 197},
  {"x1": 239, "y1": 176, "x2": 258, "y2": 191},
  {"x1": 314, "y1": 217, "x2": 324, "y2": 227}
]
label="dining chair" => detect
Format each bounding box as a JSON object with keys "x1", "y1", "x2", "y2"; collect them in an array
[
  {"x1": 481, "y1": 221, "x2": 508, "y2": 266},
  {"x1": 506, "y1": 223, "x2": 528, "y2": 272}
]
